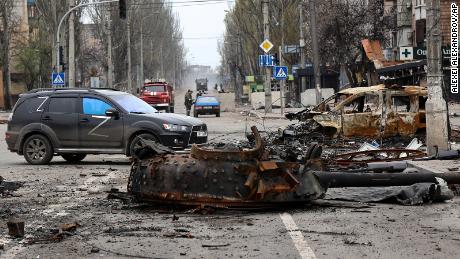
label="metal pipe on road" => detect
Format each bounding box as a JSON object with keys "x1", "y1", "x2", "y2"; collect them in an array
[{"x1": 314, "y1": 171, "x2": 460, "y2": 188}]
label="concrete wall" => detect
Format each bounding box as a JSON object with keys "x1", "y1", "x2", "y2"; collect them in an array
[
  {"x1": 250, "y1": 91, "x2": 281, "y2": 109},
  {"x1": 217, "y1": 92, "x2": 236, "y2": 112},
  {"x1": 301, "y1": 88, "x2": 335, "y2": 106}
]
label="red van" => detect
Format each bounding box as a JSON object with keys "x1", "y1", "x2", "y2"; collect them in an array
[{"x1": 139, "y1": 81, "x2": 175, "y2": 113}]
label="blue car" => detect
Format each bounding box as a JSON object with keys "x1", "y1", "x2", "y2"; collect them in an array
[{"x1": 193, "y1": 96, "x2": 221, "y2": 117}]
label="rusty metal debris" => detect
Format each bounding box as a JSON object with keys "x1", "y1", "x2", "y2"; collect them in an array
[
  {"x1": 128, "y1": 126, "x2": 326, "y2": 207},
  {"x1": 127, "y1": 126, "x2": 460, "y2": 208},
  {"x1": 26, "y1": 222, "x2": 81, "y2": 245},
  {"x1": 332, "y1": 149, "x2": 426, "y2": 166}
]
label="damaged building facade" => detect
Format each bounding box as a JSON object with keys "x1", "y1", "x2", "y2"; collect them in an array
[{"x1": 380, "y1": 0, "x2": 457, "y2": 99}]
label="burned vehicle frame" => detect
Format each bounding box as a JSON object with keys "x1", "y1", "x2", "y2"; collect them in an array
[{"x1": 285, "y1": 84, "x2": 427, "y2": 139}]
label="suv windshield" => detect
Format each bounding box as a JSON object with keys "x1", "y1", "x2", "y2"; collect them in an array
[
  {"x1": 110, "y1": 94, "x2": 158, "y2": 114},
  {"x1": 144, "y1": 85, "x2": 166, "y2": 92}
]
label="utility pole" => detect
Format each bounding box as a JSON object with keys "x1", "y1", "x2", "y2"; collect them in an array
[
  {"x1": 173, "y1": 51, "x2": 176, "y2": 88},
  {"x1": 263, "y1": 0, "x2": 272, "y2": 113},
  {"x1": 160, "y1": 39, "x2": 164, "y2": 78},
  {"x1": 280, "y1": 1, "x2": 285, "y2": 115},
  {"x1": 107, "y1": 15, "x2": 113, "y2": 88},
  {"x1": 140, "y1": 20, "x2": 144, "y2": 87},
  {"x1": 279, "y1": 45, "x2": 285, "y2": 115},
  {"x1": 299, "y1": 3, "x2": 306, "y2": 104},
  {"x1": 68, "y1": 0, "x2": 75, "y2": 88},
  {"x1": 309, "y1": 0, "x2": 321, "y2": 105},
  {"x1": 236, "y1": 33, "x2": 242, "y2": 105},
  {"x1": 425, "y1": 0, "x2": 449, "y2": 155},
  {"x1": 51, "y1": 0, "x2": 57, "y2": 71},
  {"x1": 127, "y1": 17, "x2": 133, "y2": 94},
  {"x1": 136, "y1": 64, "x2": 141, "y2": 92}
]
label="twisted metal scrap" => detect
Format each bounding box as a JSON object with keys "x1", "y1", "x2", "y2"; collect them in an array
[{"x1": 128, "y1": 126, "x2": 325, "y2": 207}]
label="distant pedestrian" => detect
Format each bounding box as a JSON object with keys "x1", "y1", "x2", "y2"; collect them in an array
[
  {"x1": 184, "y1": 90, "x2": 193, "y2": 116},
  {"x1": 214, "y1": 83, "x2": 218, "y2": 90}
]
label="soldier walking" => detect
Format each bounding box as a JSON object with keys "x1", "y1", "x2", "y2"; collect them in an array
[{"x1": 184, "y1": 90, "x2": 193, "y2": 116}]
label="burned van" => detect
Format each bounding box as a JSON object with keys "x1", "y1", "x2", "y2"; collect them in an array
[{"x1": 285, "y1": 84, "x2": 427, "y2": 138}]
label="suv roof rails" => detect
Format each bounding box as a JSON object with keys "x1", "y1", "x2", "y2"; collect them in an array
[{"x1": 27, "y1": 88, "x2": 120, "y2": 94}]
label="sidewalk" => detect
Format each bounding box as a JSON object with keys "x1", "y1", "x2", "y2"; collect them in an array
[
  {"x1": 236, "y1": 107, "x2": 304, "y2": 120},
  {"x1": 408, "y1": 160, "x2": 460, "y2": 175}
]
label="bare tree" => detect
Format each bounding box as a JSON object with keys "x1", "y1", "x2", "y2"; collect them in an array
[
  {"x1": 87, "y1": 0, "x2": 186, "y2": 89},
  {"x1": 221, "y1": 0, "x2": 392, "y2": 88},
  {"x1": 0, "y1": 0, "x2": 17, "y2": 109}
]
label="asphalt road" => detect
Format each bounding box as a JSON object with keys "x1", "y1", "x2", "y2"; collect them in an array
[{"x1": 1, "y1": 113, "x2": 460, "y2": 258}]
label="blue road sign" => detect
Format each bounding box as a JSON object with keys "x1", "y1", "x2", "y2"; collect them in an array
[
  {"x1": 258, "y1": 55, "x2": 275, "y2": 67},
  {"x1": 273, "y1": 66, "x2": 288, "y2": 80},
  {"x1": 52, "y1": 73, "x2": 65, "y2": 86}
]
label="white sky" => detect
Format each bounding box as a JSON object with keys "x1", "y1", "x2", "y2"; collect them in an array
[{"x1": 173, "y1": 1, "x2": 232, "y2": 68}]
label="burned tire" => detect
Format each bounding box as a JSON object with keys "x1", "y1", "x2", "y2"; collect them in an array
[
  {"x1": 61, "y1": 154, "x2": 87, "y2": 163},
  {"x1": 23, "y1": 134, "x2": 53, "y2": 165},
  {"x1": 129, "y1": 133, "x2": 158, "y2": 158}
]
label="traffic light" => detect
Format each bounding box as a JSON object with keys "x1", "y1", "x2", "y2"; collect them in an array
[
  {"x1": 59, "y1": 46, "x2": 64, "y2": 66},
  {"x1": 273, "y1": 53, "x2": 279, "y2": 65},
  {"x1": 119, "y1": 0, "x2": 127, "y2": 19}
]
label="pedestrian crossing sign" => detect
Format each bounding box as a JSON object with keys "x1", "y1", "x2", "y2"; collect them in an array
[
  {"x1": 52, "y1": 72, "x2": 65, "y2": 86},
  {"x1": 273, "y1": 66, "x2": 288, "y2": 80}
]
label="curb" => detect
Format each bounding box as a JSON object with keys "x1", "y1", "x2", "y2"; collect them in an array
[{"x1": 260, "y1": 116, "x2": 287, "y2": 120}]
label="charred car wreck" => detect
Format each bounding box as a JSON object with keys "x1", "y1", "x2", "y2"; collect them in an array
[{"x1": 285, "y1": 84, "x2": 427, "y2": 139}]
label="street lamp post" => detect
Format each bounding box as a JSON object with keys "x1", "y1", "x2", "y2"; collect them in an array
[{"x1": 55, "y1": 0, "x2": 119, "y2": 77}]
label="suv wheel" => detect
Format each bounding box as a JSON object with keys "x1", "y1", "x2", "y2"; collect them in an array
[
  {"x1": 23, "y1": 134, "x2": 53, "y2": 165},
  {"x1": 129, "y1": 133, "x2": 158, "y2": 158},
  {"x1": 61, "y1": 154, "x2": 87, "y2": 163}
]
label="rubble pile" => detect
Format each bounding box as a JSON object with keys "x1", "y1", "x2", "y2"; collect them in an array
[{"x1": 0, "y1": 176, "x2": 23, "y2": 198}]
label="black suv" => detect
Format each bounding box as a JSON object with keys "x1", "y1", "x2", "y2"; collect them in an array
[{"x1": 5, "y1": 88, "x2": 208, "y2": 164}]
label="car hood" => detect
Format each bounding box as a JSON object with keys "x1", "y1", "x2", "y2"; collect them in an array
[{"x1": 134, "y1": 113, "x2": 204, "y2": 126}]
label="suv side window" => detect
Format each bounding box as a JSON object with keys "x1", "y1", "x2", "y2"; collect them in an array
[
  {"x1": 83, "y1": 98, "x2": 113, "y2": 116},
  {"x1": 48, "y1": 97, "x2": 78, "y2": 113}
]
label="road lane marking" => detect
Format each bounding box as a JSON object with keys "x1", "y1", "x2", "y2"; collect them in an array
[{"x1": 280, "y1": 212, "x2": 317, "y2": 259}]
